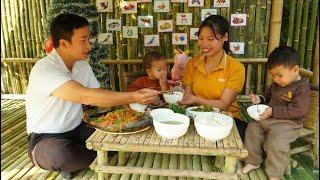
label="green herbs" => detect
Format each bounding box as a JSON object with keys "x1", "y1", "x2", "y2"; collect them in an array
[
  {"x1": 192, "y1": 105, "x2": 215, "y2": 112},
  {"x1": 168, "y1": 104, "x2": 186, "y2": 115}
]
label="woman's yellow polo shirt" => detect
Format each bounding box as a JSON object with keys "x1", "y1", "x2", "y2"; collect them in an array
[{"x1": 182, "y1": 54, "x2": 245, "y2": 119}]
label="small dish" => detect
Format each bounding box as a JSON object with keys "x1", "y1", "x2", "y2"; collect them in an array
[{"x1": 247, "y1": 104, "x2": 270, "y2": 121}]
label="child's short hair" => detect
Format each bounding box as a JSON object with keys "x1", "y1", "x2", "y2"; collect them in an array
[
  {"x1": 267, "y1": 46, "x2": 299, "y2": 70},
  {"x1": 143, "y1": 51, "x2": 166, "y2": 69}
]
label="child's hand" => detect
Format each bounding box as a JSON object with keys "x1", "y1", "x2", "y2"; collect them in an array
[
  {"x1": 259, "y1": 107, "x2": 272, "y2": 120},
  {"x1": 249, "y1": 93, "x2": 260, "y2": 104}
]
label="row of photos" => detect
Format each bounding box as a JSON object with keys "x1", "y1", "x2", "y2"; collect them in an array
[{"x1": 96, "y1": 0, "x2": 246, "y2": 54}]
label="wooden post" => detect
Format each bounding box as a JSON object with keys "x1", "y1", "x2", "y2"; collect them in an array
[
  {"x1": 265, "y1": 0, "x2": 284, "y2": 89},
  {"x1": 97, "y1": 150, "x2": 108, "y2": 180},
  {"x1": 311, "y1": 27, "x2": 319, "y2": 88}
]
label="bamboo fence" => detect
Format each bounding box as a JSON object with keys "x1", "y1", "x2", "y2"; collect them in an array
[{"x1": 0, "y1": 0, "x2": 318, "y2": 94}]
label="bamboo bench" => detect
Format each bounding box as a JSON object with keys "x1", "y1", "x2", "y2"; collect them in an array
[{"x1": 236, "y1": 88, "x2": 319, "y2": 176}]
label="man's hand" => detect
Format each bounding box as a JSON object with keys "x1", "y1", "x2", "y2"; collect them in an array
[
  {"x1": 134, "y1": 88, "x2": 159, "y2": 104},
  {"x1": 259, "y1": 107, "x2": 272, "y2": 120}
]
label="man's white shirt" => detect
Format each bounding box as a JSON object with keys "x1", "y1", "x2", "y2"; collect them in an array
[{"x1": 25, "y1": 49, "x2": 100, "y2": 134}]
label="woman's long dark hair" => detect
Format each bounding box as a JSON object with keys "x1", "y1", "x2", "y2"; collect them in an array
[{"x1": 198, "y1": 15, "x2": 230, "y2": 54}]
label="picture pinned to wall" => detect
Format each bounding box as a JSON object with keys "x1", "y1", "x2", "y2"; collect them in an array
[
  {"x1": 98, "y1": 33, "x2": 113, "y2": 44},
  {"x1": 172, "y1": 33, "x2": 188, "y2": 45},
  {"x1": 96, "y1": 0, "x2": 113, "y2": 12},
  {"x1": 190, "y1": 28, "x2": 199, "y2": 40},
  {"x1": 171, "y1": 0, "x2": 187, "y2": 2},
  {"x1": 231, "y1": 14, "x2": 247, "y2": 26},
  {"x1": 201, "y1": 9, "x2": 217, "y2": 21},
  {"x1": 106, "y1": 19, "x2": 121, "y2": 31},
  {"x1": 230, "y1": 42, "x2": 245, "y2": 54},
  {"x1": 176, "y1": 13, "x2": 192, "y2": 25},
  {"x1": 213, "y1": 0, "x2": 230, "y2": 8},
  {"x1": 144, "y1": 35, "x2": 160, "y2": 46},
  {"x1": 158, "y1": 20, "x2": 173, "y2": 32},
  {"x1": 121, "y1": 1, "x2": 137, "y2": 14},
  {"x1": 154, "y1": 1, "x2": 170, "y2": 12},
  {"x1": 137, "y1": 0, "x2": 152, "y2": 2},
  {"x1": 188, "y1": 0, "x2": 204, "y2": 7},
  {"x1": 138, "y1": 16, "x2": 153, "y2": 28},
  {"x1": 122, "y1": 26, "x2": 138, "y2": 38}
]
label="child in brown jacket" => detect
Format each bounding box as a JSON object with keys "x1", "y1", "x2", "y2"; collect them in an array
[{"x1": 242, "y1": 46, "x2": 311, "y2": 180}]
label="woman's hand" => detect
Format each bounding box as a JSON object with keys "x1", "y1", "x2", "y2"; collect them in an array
[
  {"x1": 259, "y1": 107, "x2": 272, "y2": 120},
  {"x1": 179, "y1": 93, "x2": 197, "y2": 105}
]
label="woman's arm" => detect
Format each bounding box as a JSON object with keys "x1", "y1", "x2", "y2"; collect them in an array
[{"x1": 181, "y1": 87, "x2": 238, "y2": 111}]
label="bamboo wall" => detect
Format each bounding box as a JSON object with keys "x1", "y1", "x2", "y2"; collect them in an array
[{"x1": 0, "y1": 0, "x2": 318, "y2": 94}]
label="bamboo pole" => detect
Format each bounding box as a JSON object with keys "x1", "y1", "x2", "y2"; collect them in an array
[
  {"x1": 298, "y1": 0, "x2": 311, "y2": 66},
  {"x1": 266, "y1": 0, "x2": 284, "y2": 88},
  {"x1": 19, "y1": 0, "x2": 28, "y2": 57},
  {"x1": 292, "y1": 0, "x2": 304, "y2": 50},
  {"x1": 6, "y1": 0, "x2": 16, "y2": 57},
  {"x1": 311, "y1": 28, "x2": 319, "y2": 87},
  {"x1": 1, "y1": 0, "x2": 11, "y2": 58},
  {"x1": 305, "y1": 0, "x2": 319, "y2": 69},
  {"x1": 14, "y1": 0, "x2": 24, "y2": 58},
  {"x1": 286, "y1": 0, "x2": 297, "y2": 46},
  {"x1": 28, "y1": 0, "x2": 36, "y2": 57}
]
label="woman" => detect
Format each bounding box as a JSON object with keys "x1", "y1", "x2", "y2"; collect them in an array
[{"x1": 180, "y1": 15, "x2": 247, "y2": 140}]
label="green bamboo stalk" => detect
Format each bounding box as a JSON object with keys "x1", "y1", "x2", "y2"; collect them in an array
[
  {"x1": 19, "y1": 0, "x2": 28, "y2": 57},
  {"x1": 22, "y1": 0, "x2": 31, "y2": 57},
  {"x1": 298, "y1": 0, "x2": 311, "y2": 67},
  {"x1": 304, "y1": 0, "x2": 318, "y2": 69},
  {"x1": 14, "y1": 0, "x2": 24, "y2": 58},
  {"x1": 28, "y1": 0, "x2": 36, "y2": 57},
  {"x1": 286, "y1": 0, "x2": 297, "y2": 46},
  {"x1": 36, "y1": 0, "x2": 44, "y2": 57},
  {"x1": 1, "y1": 24, "x2": 6, "y2": 58},
  {"x1": 264, "y1": 0, "x2": 272, "y2": 55},
  {"x1": 8, "y1": 1, "x2": 19, "y2": 57},
  {"x1": 31, "y1": 0, "x2": 40, "y2": 57},
  {"x1": 1, "y1": 0, "x2": 11, "y2": 58},
  {"x1": 6, "y1": 0, "x2": 16, "y2": 57},
  {"x1": 292, "y1": 0, "x2": 304, "y2": 51}
]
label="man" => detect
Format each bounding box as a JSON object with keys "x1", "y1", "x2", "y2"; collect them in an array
[{"x1": 26, "y1": 13, "x2": 158, "y2": 179}]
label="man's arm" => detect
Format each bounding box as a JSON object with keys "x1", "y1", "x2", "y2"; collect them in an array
[{"x1": 51, "y1": 80, "x2": 158, "y2": 107}]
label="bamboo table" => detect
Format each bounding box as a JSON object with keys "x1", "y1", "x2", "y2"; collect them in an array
[{"x1": 86, "y1": 113, "x2": 248, "y2": 180}]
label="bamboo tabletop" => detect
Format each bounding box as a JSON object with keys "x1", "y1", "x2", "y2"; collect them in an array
[{"x1": 86, "y1": 121, "x2": 248, "y2": 158}]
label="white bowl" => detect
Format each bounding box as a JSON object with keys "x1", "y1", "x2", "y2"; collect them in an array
[
  {"x1": 194, "y1": 112, "x2": 233, "y2": 141},
  {"x1": 129, "y1": 103, "x2": 148, "y2": 112},
  {"x1": 150, "y1": 108, "x2": 174, "y2": 119},
  {"x1": 247, "y1": 104, "x2": 270, "y2": 121},
  {"x1": 153, "y1": 113, "x2": 190, "y2": 139},
  {"x1": 163, "y1": 91, "x2": 184, "y2": 104},
  {"x1": 186, "y1": 106, "x2": 220, "y2": 119}
]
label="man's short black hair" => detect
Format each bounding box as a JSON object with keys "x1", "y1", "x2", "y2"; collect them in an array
[
  {"x1": 50, "y1": 13, "x2": 89, "y2": 48},
  {"x1": 267, "y1": 46, "x2": 299, "y2": 70},
  {"x1": 143, "y1": 51, "x2": 166, "y2": 69}
]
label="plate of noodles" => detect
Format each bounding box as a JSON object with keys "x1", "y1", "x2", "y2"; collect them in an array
[{"x1": 83, "y1": 107, "x2": 152, "y2": 134}]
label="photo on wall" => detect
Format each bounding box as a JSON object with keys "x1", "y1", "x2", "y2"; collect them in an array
[
  {"x1": 188, "y1": 0, "x2": 204, "y2": 7},
  {"x1": 230, "y1": 14, "x2": 247, "y2": 26},
  {"x1": 98, "y1": 33, "x2": 113, "y2": 44},
  {"x1": 230, "y1": 42, "x2": 245, "y2": 54},
  {"x1": 138, "y1": 16, "x2": 154, "y2": 28},
  {"x1": 201, "y1": 9, "x2": 217, "y2": 21},
  {"x1": 171, "y1": 0, "x2": 187, "y2": 2},
  {"x1": 213, "y1": 0, "x2": 230, "y2": 7},
  {"x1": 176, "y1": 13, "x2": 192, "y2": 25},
  {"x1": 122, "y1": 26, "x2": 138, "y2": 38},
  {"x1": 154, "y1": 0, "x2": 170, "y2": 12},
  {"x1": 172, "y1": 33, "x2": 188, "y2": 45},
  {"x1": 96, "y1": 0, "x2": 113, "y2": 12},
  {"x1": 106, "y1": 19, "x2": 121, "y2": 31},
  {"x1": 144, "y1": 35, "x2": 160, "y2": 46},
  {"x1": 158, "y1": 20, "x2": 173, "y2": 32},
  {"x1": 190, "y1": 28, "x2": 199, "y2": 40},
  {"x1": 121, "y1": 1, "x2": 137, "y2": 14},
  {"x1": 137, "y1": 0, "x2": 152, "y2": 2}
]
